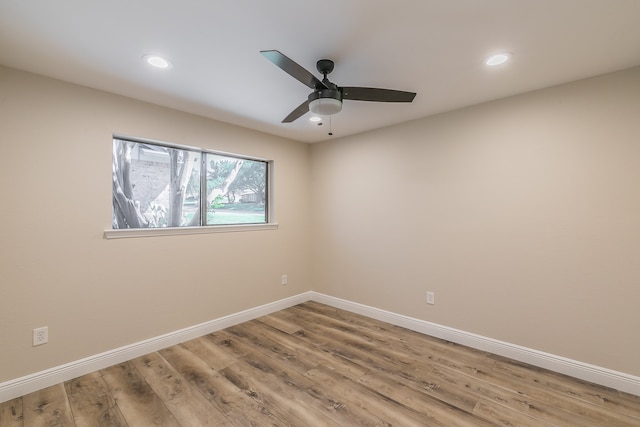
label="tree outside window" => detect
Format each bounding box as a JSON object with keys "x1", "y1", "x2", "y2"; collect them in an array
[{"x1": 112, "y1": 138, "x2": 268, "y2": 229}]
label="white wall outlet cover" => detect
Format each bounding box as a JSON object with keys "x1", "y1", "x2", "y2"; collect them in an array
[
  {"x1": 33, "y1": 327, "x2": 48, "y2": 346},
  {"x1": 426, "y1": 292, "x2": 435, "y2": 305}
]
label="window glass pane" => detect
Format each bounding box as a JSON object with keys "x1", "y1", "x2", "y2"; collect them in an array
[
  {"x1": 112, "y1": 139, "x2": 201, "y2": 228},
  {"x1": 205, "y1": 154, "x2": 267, "y2": 225}
]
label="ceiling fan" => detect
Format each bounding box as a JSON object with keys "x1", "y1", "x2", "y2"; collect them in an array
[{"x1": 261, "y1": 50, "x2": 417, "y2": 123}]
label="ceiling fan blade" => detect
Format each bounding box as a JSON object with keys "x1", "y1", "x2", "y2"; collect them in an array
[
  {"x1": 342, "y1": 87, "x2": 416, "y2": 103},
  {"x1": 261, "y1": 50, "x2": 327, "y2": 90},
  {"x1": 282, "y1": 100, "x2": 309, "y2": 123}
]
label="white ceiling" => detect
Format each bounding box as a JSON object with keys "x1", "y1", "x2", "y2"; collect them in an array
[{"x1": 1, "y1": 1, "x2": 639, "y2": 143}]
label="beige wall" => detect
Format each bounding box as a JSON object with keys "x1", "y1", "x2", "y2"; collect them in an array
[
  {"x1": 310, "y1": 67, "x2": 640, "y2": 376},
  {"x1": 2, "y1": 63, "x2": 639, "y2": 384},
  {"x1": 0, "y1": 66, "x2": 312, "y2": 382}
]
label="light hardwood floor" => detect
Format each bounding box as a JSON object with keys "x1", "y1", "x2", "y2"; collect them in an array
[{"x1": 2, "y1": 301, "x2": 639, "y2": 426}]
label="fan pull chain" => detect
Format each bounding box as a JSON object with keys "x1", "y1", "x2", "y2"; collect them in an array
[{"x1": 328, "y1": 115, "x2": 333, "y2": 136}]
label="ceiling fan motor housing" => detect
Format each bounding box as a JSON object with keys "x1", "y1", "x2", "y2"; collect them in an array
[{"x1": 308, "y1": 88, "x2": 343, "y2": 115}]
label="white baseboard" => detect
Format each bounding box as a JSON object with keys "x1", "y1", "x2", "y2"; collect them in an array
[
  {"x1": 309, "y1": 292, "x2": 640, "y2": 397},
  {"x1": 2, "y1": 290, "x2": 638, "y2": 403},
  {"x1": 0, "y1": 292, "x2": 312, "y2": 403}
]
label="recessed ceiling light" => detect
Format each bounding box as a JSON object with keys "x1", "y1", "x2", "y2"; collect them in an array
[
  {"x1": 144, "y1": 54, "x2": 172, "y2": 69},
  {"x1": 309, "y1": 116, "x2": 322, "y2": 122},
  {"x1": 485, "y1": 52, "x2": 511, "y2": 66}
]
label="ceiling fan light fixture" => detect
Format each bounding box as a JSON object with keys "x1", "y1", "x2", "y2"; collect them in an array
[
  {"x1": 308, "y1": 89, "x2": 343, "y2": 116},
  {"x1": 309, "y1": 98, "x2": 342, "y2": 115}
]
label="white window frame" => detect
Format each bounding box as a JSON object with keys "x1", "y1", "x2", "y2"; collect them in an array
[{"x1": 105, "y1": 135, "x2": 277, "y2": 239}]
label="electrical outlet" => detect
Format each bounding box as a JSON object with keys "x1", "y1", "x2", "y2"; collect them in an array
[
  {"x1": 33, "y1": 326, "x2": 48, "y2": 346},
  {"x1": 426, "y1": 291, "x2": 435, "y2": 305},
  {"x1": 281, "y1": 274, "x2": 288, "y2": 285}
]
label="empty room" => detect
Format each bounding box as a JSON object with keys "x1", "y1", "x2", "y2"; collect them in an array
[{"x1": 1, "y1": 1, "x2": 639, "y2": 425}]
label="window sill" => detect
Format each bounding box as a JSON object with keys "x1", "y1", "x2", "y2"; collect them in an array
[{"x1": 104, "y1": 223, "x2": 279, "y2": 239}]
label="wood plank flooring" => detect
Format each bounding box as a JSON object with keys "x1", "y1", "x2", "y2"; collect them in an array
[{"x1": 2, "y1": 301, "x2": 639, "y2": 426}]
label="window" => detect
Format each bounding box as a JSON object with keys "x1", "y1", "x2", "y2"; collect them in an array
[{"x1": 112, "y1": 137, "x2": 269, "y2": 229}]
